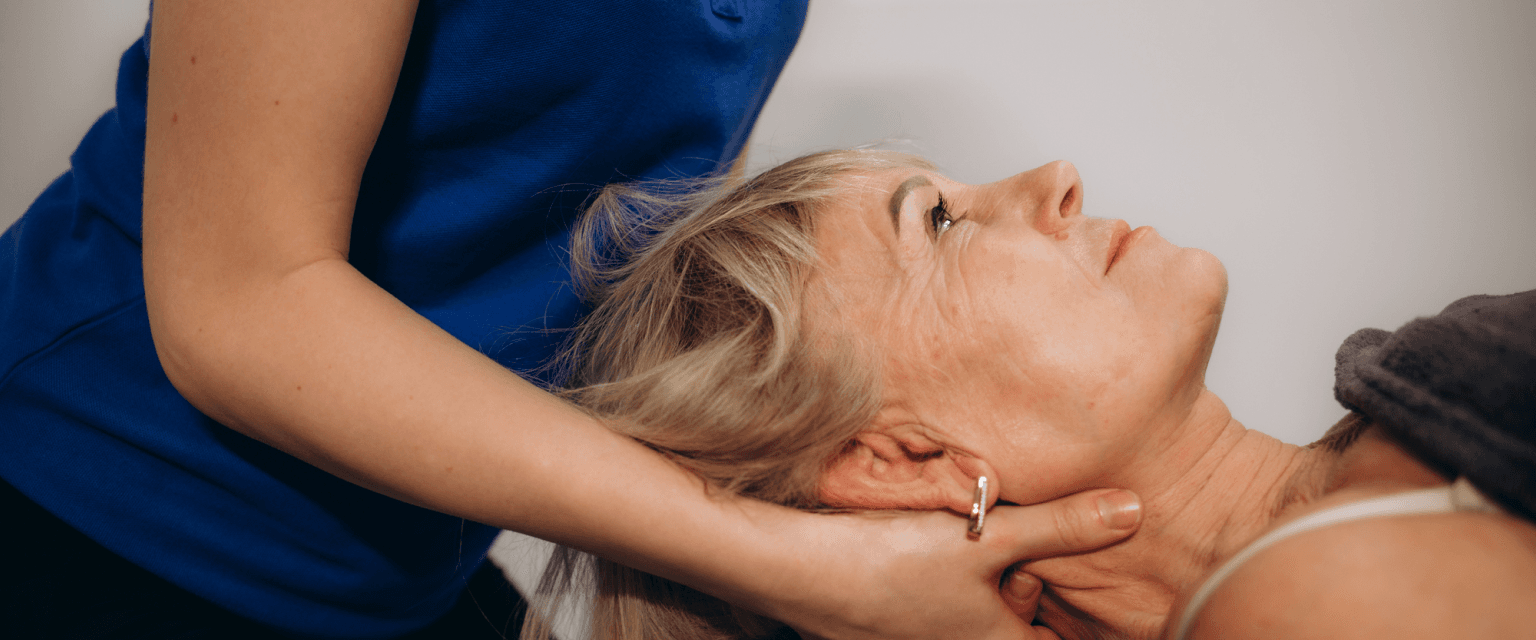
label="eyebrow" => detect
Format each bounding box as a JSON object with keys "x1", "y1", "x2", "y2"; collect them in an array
[{"x1": 887, "y1": 175, "x2": 932, "y2": 235}]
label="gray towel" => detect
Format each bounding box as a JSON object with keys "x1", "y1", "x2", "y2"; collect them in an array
[{"x1": 1334, "y1": 289, "x2": 1536, "y2": 522}]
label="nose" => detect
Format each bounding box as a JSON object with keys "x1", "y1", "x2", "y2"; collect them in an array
[{"x1": 1010, "y1": 160, "x2": 1083, "y2": 233}]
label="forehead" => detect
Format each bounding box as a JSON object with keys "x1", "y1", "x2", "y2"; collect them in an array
[
  {"x1": 811, "y1": 169, "x2": 916, "y2": 284},
  {"x1": 806, "y1": 168, "x2": 943, "y2": 343}
]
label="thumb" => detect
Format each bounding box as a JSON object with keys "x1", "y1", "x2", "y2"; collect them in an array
[{"x1": 980, "y1": 489, "x2": 1141, "y2": 564}]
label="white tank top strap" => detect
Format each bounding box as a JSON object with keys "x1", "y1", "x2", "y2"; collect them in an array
[{"x1": 1169, "y1": 477, "x2": 1501, "y2": 640}]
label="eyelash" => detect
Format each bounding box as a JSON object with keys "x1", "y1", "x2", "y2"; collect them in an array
[{"x1": 929, "y1": 194, "x2": 956, "y2": 237}]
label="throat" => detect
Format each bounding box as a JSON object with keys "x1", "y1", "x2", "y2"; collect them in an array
[
  {"x1": 1027, "y1": 392, "x2": 1335, "y2": 639},
  {"x1": 1115, "y1": 395, "x2": 1335, "y2": 595}
]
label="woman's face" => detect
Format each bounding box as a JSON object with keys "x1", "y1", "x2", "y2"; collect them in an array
[{"x1": 810, "y1": 160, "x2": 1227, "y2": 506}]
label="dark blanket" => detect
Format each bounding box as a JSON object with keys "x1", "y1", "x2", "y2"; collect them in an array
[{"x1": 1335, "y1": 289, "x2": 1536, "y2": 522}]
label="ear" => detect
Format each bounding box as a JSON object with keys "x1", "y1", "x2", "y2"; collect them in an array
[{"x1": 818, "y1": 424, "x2": 994, "y2": 515}]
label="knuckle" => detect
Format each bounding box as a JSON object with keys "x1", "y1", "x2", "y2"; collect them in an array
[{"x1": 1050, "y1": 498, "x2": 1092, "y2": 549}]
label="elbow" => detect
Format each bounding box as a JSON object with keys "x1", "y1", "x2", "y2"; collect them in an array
[
  {"x1": 142, "y1": 253, "x2": 351, "y2": 436},
  {"x1": 144, "y1": 285, "x2": 227, "y2": 418}
]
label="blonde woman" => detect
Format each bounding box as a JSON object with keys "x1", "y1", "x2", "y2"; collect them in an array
[{"x1": 556, "y1": 149, "x2": 1536, "y2": 639}]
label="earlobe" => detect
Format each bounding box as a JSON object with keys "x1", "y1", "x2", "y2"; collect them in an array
[{"x1": 817, "y1": 425, "x2": 990, "y2": 514}]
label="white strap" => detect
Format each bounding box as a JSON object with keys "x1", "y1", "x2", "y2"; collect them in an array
[{"x1": 1169, "y1": 478, "x2": 1498, "y2": 640}]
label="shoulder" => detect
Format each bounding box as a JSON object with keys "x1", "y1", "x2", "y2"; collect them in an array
[{"x1": 1185, "y1": 510, "x2": 1536, "y2": 640}]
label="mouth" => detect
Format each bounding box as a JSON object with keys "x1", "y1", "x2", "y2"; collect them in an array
[
  {"x1": 1105, "y1": 224, "x2": 1157, "y2": 274},
  {"x1": 1104, "y1": 221, "x2": 1133, "y2": 274}
]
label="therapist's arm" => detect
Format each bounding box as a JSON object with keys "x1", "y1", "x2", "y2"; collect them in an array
[{"x1": 142, "y1": 3, "x2": 1138, "y2": 639}]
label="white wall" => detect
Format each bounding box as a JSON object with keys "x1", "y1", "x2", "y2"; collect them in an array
[
  {"x1": 0, "y1": 0, "x2": 147, "y2": 230},
  {"x1": 4, "y1": 0, "x2": 1533, "y2": 449},
  {"x1": 746, "y1": 0, "x2": 1536, "y2": 445}
]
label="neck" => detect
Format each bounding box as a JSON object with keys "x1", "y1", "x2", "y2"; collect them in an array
[{"x1": 1026, "y1": 389, "x2": 1336, "y2": 640}]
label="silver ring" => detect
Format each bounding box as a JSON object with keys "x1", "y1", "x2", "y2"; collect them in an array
[{"x1": 968, "y1": 476, "x2": 989, "y2": 538}]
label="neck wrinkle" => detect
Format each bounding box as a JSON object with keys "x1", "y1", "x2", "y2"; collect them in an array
[{"x1": 1031, "y1": 389, "x2": 1333, "y2": 640}]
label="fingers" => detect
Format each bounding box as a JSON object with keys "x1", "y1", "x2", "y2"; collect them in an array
[
  {"x1": 983, "y1": 488, "x2": 1141, "y2": 562},
  {"x1": 1026, "y1": 623, "x2": 1062, "y2": 638},
  {"x1": 769, "y1": 491, "x2": 1137, "y2": 640},
  {"x1": 1000, "y1": 566, "x2": 1043, "y2": 619},
  {"x1": 1025, "y1": 625, "x2": 1064, "y2": 640}
]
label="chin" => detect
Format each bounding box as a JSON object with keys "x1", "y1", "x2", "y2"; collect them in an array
[
  {"x1": 1179, "y1": 246, "x2": 1228, "y2": 318},
  {"x1": 1167, "y1": 247, "x2": 1226, "y2": 389}
]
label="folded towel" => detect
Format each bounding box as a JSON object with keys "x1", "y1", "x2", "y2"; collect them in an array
[{"x1": 1334, "y1": 289, "x2": 1536, "y2": 522}]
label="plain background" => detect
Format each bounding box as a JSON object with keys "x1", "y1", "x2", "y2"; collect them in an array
[{"x1": 4, "y1": 0, "x2": 1534, "y2": 446}]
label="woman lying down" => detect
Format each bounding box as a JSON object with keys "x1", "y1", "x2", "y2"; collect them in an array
[{"x1": 538, "y1": 150, "x2": 1536, "y2": 640}]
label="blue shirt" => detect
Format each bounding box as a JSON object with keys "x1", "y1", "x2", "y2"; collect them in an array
[{"x1": 0, "y1": 1, "x2": 805, "y2": 636}]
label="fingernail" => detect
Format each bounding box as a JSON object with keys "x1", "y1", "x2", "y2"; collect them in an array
[{"x1": 1097, "y1": 490, "x2": 1141, "y2": 530}]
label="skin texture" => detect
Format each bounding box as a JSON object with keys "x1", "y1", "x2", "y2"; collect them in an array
[
  {"x1": 1178, "y1": 427, "x2": 1536, "y2": 640},
  {"x1": 807, "y1": 162, "x2": 1536, "y2": 638},
  {"x1": 1187, "y1": 510, "x2": 1536, "y2": 639},
  {"x1": 137, "y1": 3, "x2": 1141, "y2": 639},
  {"x1": 813, "y1": 161, "x2": 1227, "y2": 511}
]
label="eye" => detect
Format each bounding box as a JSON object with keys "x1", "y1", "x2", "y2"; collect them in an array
[{"x1": 928, "y1": 194, "x2": 956, "y2": 238}]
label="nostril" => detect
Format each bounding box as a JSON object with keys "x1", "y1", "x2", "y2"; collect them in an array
[{"x1": 1059, "y1": 184, "x2": 1079, "y2": 216}]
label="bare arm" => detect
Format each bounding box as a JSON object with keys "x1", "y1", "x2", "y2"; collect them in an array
[{"x1": 141, "y1": 3, "x2": 1137, "y2": 638}]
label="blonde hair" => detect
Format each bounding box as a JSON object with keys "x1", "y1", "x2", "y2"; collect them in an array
[{"x1": 524, "y1": 150, "x2": 933, "y2": 640}]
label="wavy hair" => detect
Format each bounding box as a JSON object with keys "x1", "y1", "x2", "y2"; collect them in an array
[{"x1": 524, "y1": 150, "x2": 933, "y2": 640}]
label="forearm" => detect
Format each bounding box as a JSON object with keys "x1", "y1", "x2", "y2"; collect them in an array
[{"x1": 151, "y1": 255, "x2": 794, "y2": 596}]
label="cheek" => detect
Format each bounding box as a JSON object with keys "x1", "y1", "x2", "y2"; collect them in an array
[
  {"x1": 982, "y1": 275, "x2": 1140, "y2": 389},
  {"x1": 965, "y1": 263, "x2": 1131, "y2": 407},
  {"x1": 968, "y1": 309, "x2": 1137, "y2": 440},
  {"x1": 975, "y1": 289, "x2": 1187, "y2": 456}
]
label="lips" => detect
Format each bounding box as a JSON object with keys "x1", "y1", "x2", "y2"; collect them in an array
[{"x1": 1104, "y1": 221, "x2": 1132, "y2": 274}]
